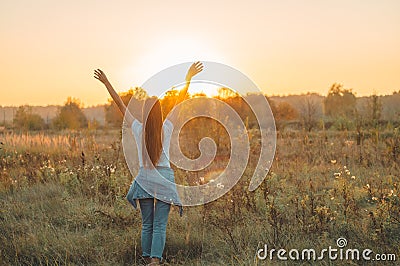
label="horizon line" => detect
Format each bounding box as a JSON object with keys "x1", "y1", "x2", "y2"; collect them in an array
[{"x1": 1, "y1": 90, "x2": 399, "y2": 108}]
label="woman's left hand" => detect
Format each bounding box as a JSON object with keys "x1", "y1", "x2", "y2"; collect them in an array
[{"x1": 185, "y1": 61, "x2": 203, "y2": 82}]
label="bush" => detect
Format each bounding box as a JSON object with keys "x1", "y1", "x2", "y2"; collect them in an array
[
  {"x1": 52, "y1": 97, "x2": 87, "y2": 130},
  {"x1": 13, "y1": 106, "x2": 46, "y2": 131}
]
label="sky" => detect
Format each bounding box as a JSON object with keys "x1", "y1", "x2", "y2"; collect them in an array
[{"x1": 1, "y1": 0, "x2": 399, "y2": 106}]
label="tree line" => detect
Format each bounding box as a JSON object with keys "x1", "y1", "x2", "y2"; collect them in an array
[{"x1": 5, "y1": 84, "x2": 400, "y2": 132}]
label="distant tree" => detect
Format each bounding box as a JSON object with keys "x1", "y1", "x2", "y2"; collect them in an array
[
  {"x1": 105, "y1": 87, "x2": 148, "y2": 127},
  {"x1": 240, "y1": 93, "x2": 272, "y2": 129},
  {"x1": 324, "y1": 83, "x2": 356, "y2": 118},
  {"x1": 367, "y1": 94, "x2": 382, "y2": 127},
  {"x1": 274, "y1": 102, "x2": 298, "y2": 121},
  {"x1": 222, "y1": 92, "x2": 259, "y2": 129},
  {"x1": 299, "y1": 93, "x2": 319, "y2": 132},
  {"x1": 217, "y1": 87, "x2": 239, "y2": 99},
  {"x1": 52, "y1": 97, "x2": 87, "y2": 130},
  {"x1": 384, "y1": 93, "x2": 400, "y2": 123},
  {"x1": 270, "y1": 101, "x2": 298, "y2": 131},
  {"x1": 191, "y1": 92, "x2": 207, "y2": 98},
  {"x1": 13, "y1": 106, "x2": 45, "y2": 131},
  {"x1": 324, "y1": 83, "x2": 356, "y2": 130},
  {"x1": 160, "y1": 89, "x2": 180, "y2": 118}
]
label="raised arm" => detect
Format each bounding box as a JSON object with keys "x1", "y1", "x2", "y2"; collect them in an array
[
  {"x1": 167, "y1": 62, "x2": 203, "y2": 123},
  {"x1": 94, "y1": 69, "x2": 135, "y2": 126},
  {"x1": 175, "y1": 61, "x2": 203, "y2": 106}
]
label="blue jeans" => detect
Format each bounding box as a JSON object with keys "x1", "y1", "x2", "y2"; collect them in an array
[{"x1": 139, "y1": 198, "x2": 171, "y2": 259}]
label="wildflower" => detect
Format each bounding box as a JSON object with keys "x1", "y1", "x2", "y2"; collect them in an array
[
  {"x1": 345, "y1": 140, "x2": 354, "y2": 147},
  {"x1": 110, "y1": 165, "x2": 116, "y2": 173}
]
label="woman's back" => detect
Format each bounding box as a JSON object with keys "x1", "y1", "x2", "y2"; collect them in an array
[{"x1": 131, "y1": 119, "x2": 174, "y2": 168}]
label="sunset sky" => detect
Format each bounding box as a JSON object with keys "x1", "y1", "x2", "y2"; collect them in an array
[{"x1": 1, "y1": 0, "x2": 399, "y2": 106}]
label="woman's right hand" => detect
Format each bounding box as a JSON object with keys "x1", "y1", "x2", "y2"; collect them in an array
[
  {"x1": 93, "y1": 68, "x2": 131, "y2": 123},
  {"x1": 94, "y1": 69, "x2": 109, "y2": 85}
]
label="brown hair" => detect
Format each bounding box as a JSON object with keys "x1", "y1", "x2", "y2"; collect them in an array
[{"x1": 142, "y1": 97, "x2": 163, "y2": 168}]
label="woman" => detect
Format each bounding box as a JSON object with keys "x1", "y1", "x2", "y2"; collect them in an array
[{"x1": 94, "y1": 62, "x2": 203, "y2": 265}]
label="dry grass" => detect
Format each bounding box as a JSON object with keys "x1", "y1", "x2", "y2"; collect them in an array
[{"x1": 0, "y1": 128, "x2": 399, "y2": 265}]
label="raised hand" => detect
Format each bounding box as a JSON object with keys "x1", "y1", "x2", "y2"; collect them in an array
[
  {"x1": 94, "y1": 69, "x2": 110, "y2": 85},
  {"x1": 93, "y1": 68, "x2": 134, "y2": 125},
  {"x1": 185, "y1": 61, "x2": 203, "y2": 82}
]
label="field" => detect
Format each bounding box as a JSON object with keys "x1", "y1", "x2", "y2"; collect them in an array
[{"x1": 0, "y1": 127, "x2": 399, "y2": 265}]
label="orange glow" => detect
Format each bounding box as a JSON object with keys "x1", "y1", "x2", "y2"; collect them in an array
[{"x1": 0, "y1": 1, "x2": 399, "y2": 106}]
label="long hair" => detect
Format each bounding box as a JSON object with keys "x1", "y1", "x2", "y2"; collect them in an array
[{"x1": 142, "y1": 97, "x2": 163, "y2": 168}]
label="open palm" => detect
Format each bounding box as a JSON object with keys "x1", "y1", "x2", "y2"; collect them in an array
[
  {"x1": 94, "y1": 69, "x2": 109, "y2": 85},
  {"x1": 185, "y1": 61, "x2": 203, "y2": 81}
]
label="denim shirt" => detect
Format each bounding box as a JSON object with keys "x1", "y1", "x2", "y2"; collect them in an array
[{"x1": 126, "y1": 166, "x2": 183, "y2": 217}]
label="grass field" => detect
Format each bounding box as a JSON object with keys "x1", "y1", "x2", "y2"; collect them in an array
[{"x1": 0, "y1": 127, "x2": 399, "y2": 265}]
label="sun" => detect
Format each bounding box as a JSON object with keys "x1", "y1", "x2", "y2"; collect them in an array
[{"x1": 172, "y1": 81, "x2": 221, "y2": 98}]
